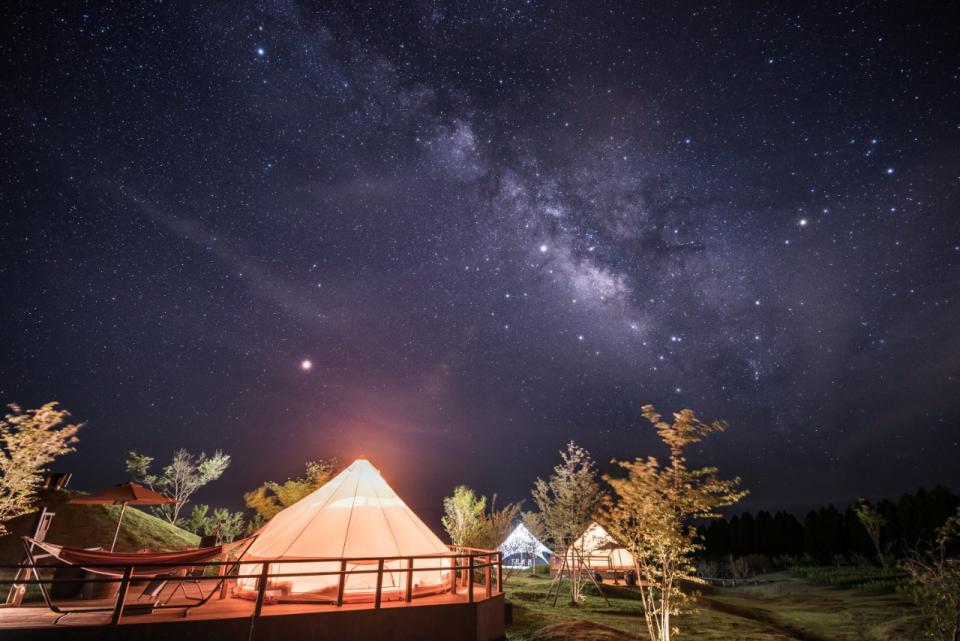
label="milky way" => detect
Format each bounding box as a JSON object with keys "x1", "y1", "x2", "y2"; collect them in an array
[{"x1": 2, "y1": 2, "x2": 958, "y2": 523}]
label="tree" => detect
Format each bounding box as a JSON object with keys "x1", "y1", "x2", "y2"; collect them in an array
[
  {"x1": 532, "y1": 441, "x2": 604, "y2": 604},
  {"x1": 903, "y1": 508, "x2": 960, "y2": 641},
  {"x1": 244, "y1": 459, "x2": 336, "y2": 520},
  {"x1": 522, "y1": 511, "x2": 549, "y2": 575},
  {"x1": 442, "y1": 485, "x2": 486, "y2": 547},
  {"x1": 126, "y1": 448, "x2": 231, "y2": 524},
  {"x1": 478, "y1": 495, "x2": 523, "y2": 549},
  {"x1": 854, "y1": 499, "x2": 888, "y2": 568},
  {"x1": 1, "y1": 403, "x2": 82, "y2": 535},
  {"x1": 207, "y1": 507, "x2": 246, "y2": 544},
  {"x1": 603, "y1": 405, "x2": 747, "y2": 641},
  {"x1": 246, "y1": 513, "x2": 266, "y2": 536},
  {"x1": 181, "y1": 503, "x2": 245, "y2": 544},
  {"x1": 183, "y1": 504, "x2": 212, "y2": 535}
]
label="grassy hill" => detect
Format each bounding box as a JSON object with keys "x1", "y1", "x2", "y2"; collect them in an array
[
  {"x1": 505, "y1": 570, "x2": 925, "y2": 641},
  {"x1": 0, "y1": 489, "x2": 199, "y2": 564}
]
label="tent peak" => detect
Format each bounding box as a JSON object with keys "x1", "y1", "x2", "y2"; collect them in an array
[{"x1": 344, "y1": 458, "x2": 380, "y2": 476}]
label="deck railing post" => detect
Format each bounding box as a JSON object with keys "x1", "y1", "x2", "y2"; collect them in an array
[
  {"x1": 110, "y1": 565, "x2": 133, "y2": 625},
  {"x1": 467, "y1": 555, "x2": 474, "y2": 604},
  {"x1": 450, "y1": 555, "x2": 458, "y2": 595},
  {"x1": 253, "y1": 563, "x2": 270, "y2": 618},
  {"x1": 405, "y1": 557, "x2": 414, "y2": 602},
  {"x1": 374, "y1": 559, "x2": 384, "y2": 609},
  {"x1": 336, "y1": 559, "x2": 347, "y2": 606},
  {"x1": 497, "y1": 552, "x2": 503, "y2": 594},
  {"x1": 218, "y1": 557, "x2": 229, "y2": 600},
  {"x1": 485, "y1": 554, "x2": 492, "y2": 598}
]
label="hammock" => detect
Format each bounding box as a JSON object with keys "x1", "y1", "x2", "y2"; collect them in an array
[
  {"x1": 19, "y1": 535, "x2": 257, "y2": 623},
  {"x1": 27, "y1": 539, "x2": 224, "y2": 578}
]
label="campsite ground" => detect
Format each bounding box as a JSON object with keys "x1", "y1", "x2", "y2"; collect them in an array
[{"x1": 503, "y1": 570, "x2": 925, "y2": 641}]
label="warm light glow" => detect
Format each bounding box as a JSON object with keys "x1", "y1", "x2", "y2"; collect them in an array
[{"x1": 300, "y1": 359, "x2": 313, "y2": 371}]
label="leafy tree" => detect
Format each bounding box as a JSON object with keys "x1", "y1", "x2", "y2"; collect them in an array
[
  {"x1": 803, "y1": 504, "x2": 845, "y2": 560},
  {"x1": 532, "y1": 441, "x2": 604, "y2": 604},
  {"x1": 207, "y1": 507, "x2": 246, "y2": 544},
  {"x1": 244, "y1": 459, "x2": 336, "y2": 520},
  {"x1": 603, "y1": 405, "x2": 747, "y2": 641},
  {"x1": 246, "y1": 513, "x2": 265, "y2": 535},
  {"x1": 0, "y1": 403, "x2": 82, "y2": 535},
  {"x1": 126, "y1": 448, "x2": 231, "y2": 524},
  {"x1": 181, "y1": 503, "x2": 245, "y2": 544},
  {"x1": 903, "y1": 508, "x2": 960, "y2": 641},
  {"x1": 701, "y1": 488, "x2": 959, "y2": 562},
  {"x1": 478, "y1": 495, "x2": 523, "y2": 549},
  {"x1": 442, "y1": 485, "x2": 486, "y2": 547},
  {"x1": 522, "y1": 511, "x2": 549, "y2": 575},
  {"x1": 442, "y1": 485, "x2": 522, "y2": 573},
  {"x1": 854, "y1": 499, "x2": 888, "y2": 568},
  {"x1": 183, "y1": 504, "x2": 212, "y2": 535}
]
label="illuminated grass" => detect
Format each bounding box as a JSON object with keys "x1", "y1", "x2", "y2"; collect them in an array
[{"x1": 505, "y1": 571, "x2": 925, "y2": 641}]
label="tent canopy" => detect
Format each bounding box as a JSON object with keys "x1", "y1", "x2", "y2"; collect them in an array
[
  {"x1": 566, "y1": 522, "x2": 635, "y2": 571},
  {"x1": 245, "y1": 458, "x2": 448, "y2": 561},
  {"x1": 499, "y1": 523, "x2": 551, "y2": 567},
  {"x1": 239, "y1": 459, "x2": 452, "y2": 600}
]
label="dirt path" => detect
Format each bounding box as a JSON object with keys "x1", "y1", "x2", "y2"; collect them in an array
[{"x1": 698, "y1": 595, "x2": 836, "y2": 641}]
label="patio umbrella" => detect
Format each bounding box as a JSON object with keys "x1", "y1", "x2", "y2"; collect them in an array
[{"x1": 69, "y1": 482, "x2": 178, "y2": 551}]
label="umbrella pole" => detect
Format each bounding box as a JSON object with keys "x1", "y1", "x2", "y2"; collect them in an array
[{"x1": 110, "y1": 503, "x2": 127, "y2": 552}]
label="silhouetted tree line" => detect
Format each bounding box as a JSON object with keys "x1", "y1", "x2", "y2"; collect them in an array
[{"x1": 701, "y1": 486, "x2": 959, "y2": 562}]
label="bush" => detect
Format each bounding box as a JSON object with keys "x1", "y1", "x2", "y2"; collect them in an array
[{"x1": 791, "y1": 565, "x2": 908, "y2": 592}]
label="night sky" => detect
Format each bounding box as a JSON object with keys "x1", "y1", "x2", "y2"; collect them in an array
[{"x1": 3, "y1": 2, "x2": 959, "y2": 528}]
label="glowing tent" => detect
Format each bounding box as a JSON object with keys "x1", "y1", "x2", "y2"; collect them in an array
[
  {"x1": 564, "y1": 522, "x2": 634, "y2": 571},
  {"x1": 499, "y1": 523, "x2": 552, "y2": 568},
  {"x1": 238, "y1": 459, "x2": 452, "y2": 602}
]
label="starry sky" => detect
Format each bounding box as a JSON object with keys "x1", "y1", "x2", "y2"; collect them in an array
[{"x1": 2, "y1": 1, "x2": 959, "y2": 526}]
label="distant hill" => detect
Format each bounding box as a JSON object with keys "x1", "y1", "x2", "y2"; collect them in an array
[{"x1": 0, "y1": 490, "x2": 199, "y2": 564}]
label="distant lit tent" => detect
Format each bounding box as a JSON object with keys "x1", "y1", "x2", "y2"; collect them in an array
[
  {"x1": 498, "y1": 523, "x2": 551, "y2": 568},
  {"x1": 237, "y1": 459, "x2": 452, "y2": 602},
  {"x1": 565, "y1": 522, "x2": 634, "y2": 572}
]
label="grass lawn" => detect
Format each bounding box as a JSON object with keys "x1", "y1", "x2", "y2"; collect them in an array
[{"x1": 503, "y1": 570, "x2": 926, "y2": 641}]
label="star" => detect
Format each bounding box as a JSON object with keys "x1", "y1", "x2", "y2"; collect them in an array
[{"x1": 3, "y1": 0, "x2": 955, "y2": 556}]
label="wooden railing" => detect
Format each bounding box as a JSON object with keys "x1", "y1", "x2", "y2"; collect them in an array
[
  {"x1": 0, "y1": 545, "x2": 502, "y2": 627},
  {"x1": 551, "y1": 553, "x2": 631, "y2": 571}
]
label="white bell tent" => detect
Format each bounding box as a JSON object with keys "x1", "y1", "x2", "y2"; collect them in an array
[
  {"x1": 238, "y1": 459, "x2": 452, "y2": 601},
  {"x1": 498, "y1": 523, "x2": 552, "y2": 568},
  {"x1": 564, "y1": 522, "x2": 635, "y2": 571}
]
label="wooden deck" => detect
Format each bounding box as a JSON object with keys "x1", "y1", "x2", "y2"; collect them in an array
[
  {"x1": 0, "y1": 578, "x2": 494, "y2": 630},
  {"x1": 0, "y1": 545, "x2": 507, "y2": 640}
]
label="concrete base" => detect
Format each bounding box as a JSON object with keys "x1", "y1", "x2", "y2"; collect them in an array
[{"x1": 1, "y1": 595, "x2": 505, "y2": 641}]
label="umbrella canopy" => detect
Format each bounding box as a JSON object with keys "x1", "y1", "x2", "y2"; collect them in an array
[
  {"x1": 68, "y1": 482, "x2": 177, "y2": 506},
  {"x1": 69, "y1": 482, "x2": 178, "y2": 551}
]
